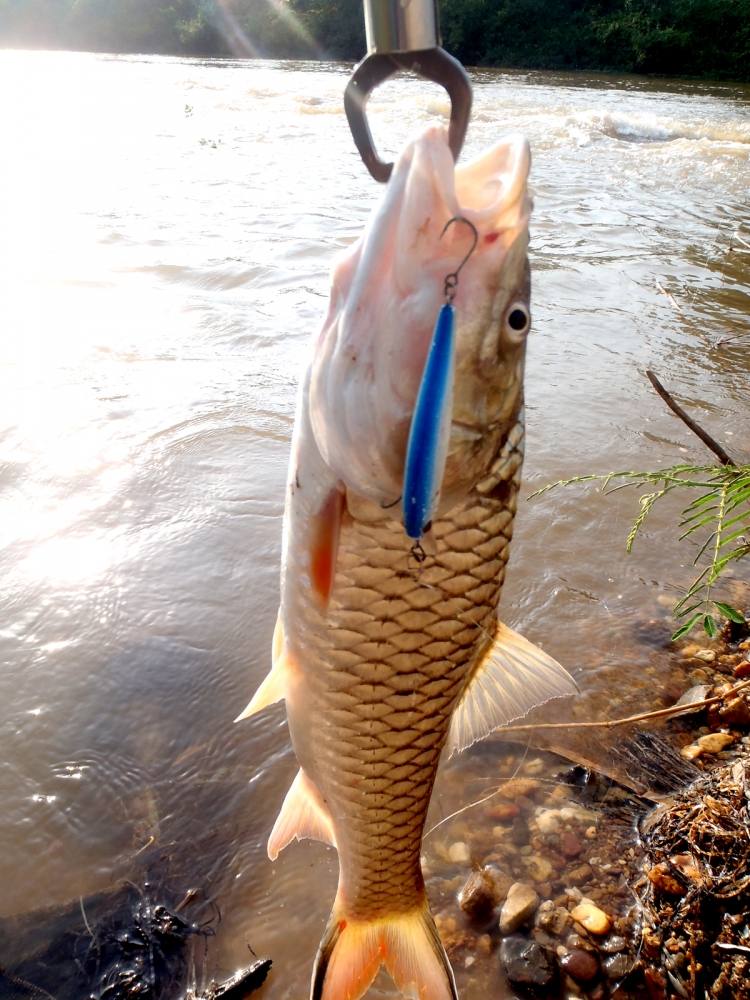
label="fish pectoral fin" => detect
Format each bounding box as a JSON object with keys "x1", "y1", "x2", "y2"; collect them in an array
[
  {"x1": 446, "y1": 621, "x2": 578, "y2": 756},
  {"x1": 267, "y1": 769, "x2": 336, "y2": 861},
  {"x1": 312, "y1": 900, "x2": 457, "y2": 1000},
  {"x1": 234, "y1": 614, "x2": 290, "y2": 722}
]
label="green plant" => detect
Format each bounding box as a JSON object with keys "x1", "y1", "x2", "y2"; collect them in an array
[{"x1": 530, "y1": 463, "x2": 750, "y2": 640}]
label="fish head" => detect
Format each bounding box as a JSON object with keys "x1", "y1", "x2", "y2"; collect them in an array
[{"x1": 308, "y1": 125, "x2": 531, "y2": 508}]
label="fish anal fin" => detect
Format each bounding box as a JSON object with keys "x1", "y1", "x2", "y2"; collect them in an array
[
  {"x1": 268, "y1": 769, "x2": 336, "y2": 861},
  {"x1": 312, "y1": 900, "x2": 456, "y2": 1000},
  {"x1": 234, "y1": 614, "x2": 290, "y2": 722},
  {"x1": 446, "y1": 621, "x2": 578, "y2": 756},
  {"x1": 309, "y1": 487, "x2": 345, "y2": 609}
]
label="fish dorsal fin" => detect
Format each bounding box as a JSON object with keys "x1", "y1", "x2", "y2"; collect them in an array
[
  {"x1": 234, "y1": 614, "x2": 289, "y2": 722},
  {"x1": 446, "y1": 621, "x2": 578, "y2": 756},
  {"x1": 268, "y1": 769, "x2": 336, "y2": 861}
]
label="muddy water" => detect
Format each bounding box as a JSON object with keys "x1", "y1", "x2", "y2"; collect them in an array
[{"x1": 0, "y1": 50, "x2": 748, "y2": 996}]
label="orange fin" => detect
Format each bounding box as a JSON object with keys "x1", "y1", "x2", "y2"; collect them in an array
[
  {"x1": 311, "y1": 899, "x2": 456, "y2": 1000},
  {"x1": 234, "y1": 614, "x2": 289, "y2": 722},
  {"x1": 309, "y1": 487, "x2": 345, "y2": 609},
  {"x1": 446, "y1": 620, "x2": 578, "y2": 756},
  {"x1": 268, "y1": 769, "x2": 336, "y2": 861}
]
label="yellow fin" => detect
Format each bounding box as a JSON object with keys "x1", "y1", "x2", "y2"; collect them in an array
[
  {"x1": 312, "y1": 898, "x2": 456, "y2": 1000},
  {"x1": 234, "y1": 614, "x2": 288, "y2": 722},
  {"x1": 268, "y1": 769, "x2": 336, "y2": 861},
  {"x1": 446, "y1": 621, "x2": 578, "y2": 756}
]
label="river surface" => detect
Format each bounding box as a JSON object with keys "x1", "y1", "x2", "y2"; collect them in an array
[{"x1": 0, "y1": 49, "x2": 748, "y2": 997}]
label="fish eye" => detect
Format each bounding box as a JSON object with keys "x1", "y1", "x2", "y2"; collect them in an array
[{"x1": 506, "y1": 304, "x2": 530, "y2": 337}]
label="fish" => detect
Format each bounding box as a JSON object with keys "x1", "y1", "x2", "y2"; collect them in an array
[{"x1": 237, "y1": 125, "x2": 577, "y2": 1000}]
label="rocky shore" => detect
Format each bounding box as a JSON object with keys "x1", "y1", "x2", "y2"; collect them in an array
[{"x1": 425, "y1": 617, "x2": 750, "y2": 999}]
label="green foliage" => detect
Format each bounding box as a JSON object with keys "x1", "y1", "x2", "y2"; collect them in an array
[
  {"x1": 531, "y1": 464, "x2": 750, "y2": 640},
  {"x1": 0, "y1": 0, "x2": 747, "y2": 79}
]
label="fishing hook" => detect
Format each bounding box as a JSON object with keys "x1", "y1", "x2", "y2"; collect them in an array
[{"x1": 440, "y1": 216, "x2": 479, "y2": 303}]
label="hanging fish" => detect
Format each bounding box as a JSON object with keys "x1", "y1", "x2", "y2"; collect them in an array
[{"x1": 237, "y1": 126, "x2": 577, "y2": 1000}]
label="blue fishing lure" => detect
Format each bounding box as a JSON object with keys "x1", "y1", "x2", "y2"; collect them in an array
[
  {"x1": 403, "y1": 302, "x2": 455, "y2": 542},
  {"x1": 402, "y1": 216, "x2": 478, "y2": 555}
]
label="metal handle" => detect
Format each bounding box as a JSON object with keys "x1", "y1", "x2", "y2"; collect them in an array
[
  {"x1": 344, "y1": 47, "x2": 472, "y2": 184},
  {"x1": 363, "y1": 0, "x2": 440, "y2": 53}
]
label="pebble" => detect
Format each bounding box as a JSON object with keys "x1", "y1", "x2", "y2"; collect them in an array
[
  {"x1": 457, "y1": 867, "x2": 499, "y2": 922},
  {"x1": 499, "y1": 881, "x2": 540, "y2": 934},
  {"x1": 499, "y1": 935, "x2": 556, "y2": 989},
  {"x1": 535, "y1": 808, "x2": 562, "y2": 835},
  {"x1": 697, "y1": 732, "x2": 735, "y2": 753},
  {"x1": 560, "y1": 831, "x2": 583, "y2": 859},
  {"x1": 499, "y1": 777, "x2": 540, "y2": 799},
  {"x1": 600, "y1": 934, "x2": 628, "y2": 954},
  {"x1": 566, "y1": 863, "x2": 593, "y2": 886},
  {"x1": 523, "y1": 855, "x2": 554, "y2": 882},
  {"x1": 711, "y1": 694, "x2": 750, "y2": 726},
  {"x1": 646, "y1": 862, "x2": 684, "y2": 896},
  {"x1": 693, "y1": 649, "x2": 716, "y2": 663},
  {"x1": 604, "y1": 952, "x2": 635, "y2": 979},
  {"x1": 570, "y1": 901, "x2": 612, "y2": 935},
  {"x1": 448, "y1": 841, "x2": 471, "y2": 864},
  {"x1": 535, "y1": 900, "x2": 570, "y2": 936},
  {"x1": 560, "y1": 948, "x2": 599, "y2": 983},
  {"x1": 486, "y1": 801, "x2": 520, "y2": 822},
  {"x1": 734, "y1": 660, "x2": 750, "y2": 679}
]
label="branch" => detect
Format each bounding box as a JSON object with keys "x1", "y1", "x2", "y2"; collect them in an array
[{"x1": 646, "y1": 369, "x2": 737, "y2": 467}]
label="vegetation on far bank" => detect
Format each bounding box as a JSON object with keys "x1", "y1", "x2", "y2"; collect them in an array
[{"x1": 0, "y1": 0, "x2": 748, "y2": 81}]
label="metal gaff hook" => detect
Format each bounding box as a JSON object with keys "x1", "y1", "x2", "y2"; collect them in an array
[
  {"x1": 440, "y1": 216, "x2": 479, "y2": 303},
  {"x1": 344, "y1": 0, "x2": 472, "y2": 183}
]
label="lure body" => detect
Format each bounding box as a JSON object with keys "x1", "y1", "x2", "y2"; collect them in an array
[{"x1": 403, "y1": 302, "x2": 455, "y2": 540}]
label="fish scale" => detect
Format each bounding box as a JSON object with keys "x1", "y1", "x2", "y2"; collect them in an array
[{"x1": 299, "y1": 419, "x2": 524, "y2": 920}]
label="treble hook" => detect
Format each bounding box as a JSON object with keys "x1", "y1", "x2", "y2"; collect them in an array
[{"x1": 440, "y1": 216, "x2": 479, "y2": 303}]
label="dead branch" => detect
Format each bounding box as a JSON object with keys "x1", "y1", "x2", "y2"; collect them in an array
[{"x1": 646, "y1": 369, "x2": 737, "y2": 467}]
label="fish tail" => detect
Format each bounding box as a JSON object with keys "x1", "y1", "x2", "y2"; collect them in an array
[{"x1": 311, "y1": 896, "x2": 457, "y2": 1000}]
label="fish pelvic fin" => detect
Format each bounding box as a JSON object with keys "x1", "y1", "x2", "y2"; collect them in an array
[
  {"x1": 234, "y1": 613, "x2": 289, "y2": 722},
  {"x1": 311, "y1": 898, "x2": 457, "y2": 1000},
  {"x1": 268, "y1": 769, "x2": 336, "y2": 861},
  {"x1": 446, "y1": 620, "x2": 578, "y2": 756}
]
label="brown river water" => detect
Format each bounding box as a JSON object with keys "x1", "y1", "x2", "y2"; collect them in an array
[{"x1": 0, "y1": 49, "x2": 748, "y2": 997}]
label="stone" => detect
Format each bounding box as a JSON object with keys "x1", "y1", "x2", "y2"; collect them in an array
[
  {"x1": 566, "y1": 863, "x2": 593, "y2": 886},
  {"x1": 647, "y1": 862, "x2": 684, "y2": 896},
  {"x1": 734, "y1": 660, "x2": 750, "y2": 680},
  {"x1": 679, "y1": 743, "x2": 703, "y2": 761},
  {"x1": 712, "y1": 694, "x2": 750, "y2": 726},
  {"x1": 458, "y1": 867, "x2": 499, "y2": 922},
  {"x1": 524, "y1": 855, "x2": 554, "y2": 882},
  {"x1": 604, "y1": 953, "x2": 635, "y2": 980},
  {"x1": 697, "y1": 732, "x2": 735, "y2": 753},
  {"x1": 535, "y1": 809, "x2": 562, "y2": 835},
  {"x1": 499, "y1": 777, "x2": 541, "y2": 799},
  {"x1": 693, "y1": 649, "x2": 716, "y2": 663},
  {"x1": 448, "y1": 841, "x2": 471, "y2": 864},
  {"x1": 600, "y1": 934, "x2": 628, "y2": 954},
  {"x1": 560, "y1": 948, "x2": 599, "y2": 983},
  {"x1": 499, "y1": 881, "x2": 540, "y2": 934},
  {"x1": 569, "y1": 901, "x2": 612, "y2": 935},
  {"x1": 560, "y1": 831, "x2": 583, "y2": 859},
  {"x1": 500, "y1": 935, "x2": 556, "y2": 989},
  {"x1": 486, "y1": 801, "x2": 520, "y2": 822}
]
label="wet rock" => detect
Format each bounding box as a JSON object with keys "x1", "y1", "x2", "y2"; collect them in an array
[
  {"x1": 560, "y1": 948, "x2": 599, "y2": 983},
  {"x1": 499, "y1": 882, "x2": 539, "y2": 934},
  {"x1": 604, "y1": 952, "x2": 635, "y2": 979},
  {"x1": 566, "y1": 864, "x2": 593, "y2": 886},
  {"x1": 486, "y1": 802, "x2": 520, "y2": 822},
  {"x1": 560, "y1": 832, "x2": 583, "y2": 859},
  {"x1": 569, "y1": 901, "x2": 612, "y2": 935},
  {"x1": 711, "y1": 693, "x2": 750, "y2": 726},
  {"x1": 458, "y1": 868, "x2": 499, "y2": 922},
  {"x1": 733, "y1": 660, "x2": 750, "y2": 680},
  {"x1": 535, "y1": 900, "x2": 570, "y2": 936},
  {"x1": 448, "y1": 841, "x2": 471, "y2": 864},
  {"x1": 500, "y1": 777, "x2": 540, "y2": 799},
  {"x1": 693, "y1": 649, "x2": 716, "y2": 663},
  {"x1": 510, "y1": 816, "x2": 530, "y2": 846},
  {"x1": 600, "y1": 934, "x2": 628, "y2": 954},
  {"x1": 499, "y1": 936, "x2": 556, "y2": 991},
  {"x1": 535, "y1": 809, "x2": 561, "y2": 835},
  {"x1": 697, "y1": 732, "x2": 735, "y2": 753},
  {"x1": 646, "y1": 862, "x2": 684, "y2": 896},
  {"x1": 523, "y1": 855, "x2": 553, "y2": 882}
]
